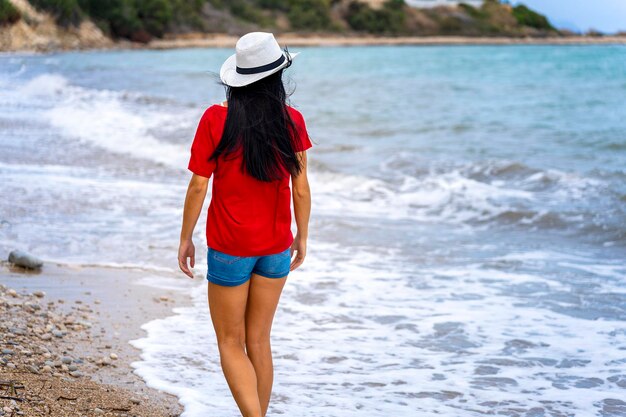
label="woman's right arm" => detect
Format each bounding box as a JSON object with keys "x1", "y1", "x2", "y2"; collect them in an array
[
  {"x1": 178, "y1": 173, "x2": 209, "y2": 278},
  {"x1": 290, "y1": 151, "x2": 311, "y2": 271}
]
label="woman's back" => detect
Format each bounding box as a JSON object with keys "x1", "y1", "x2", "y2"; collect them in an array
[{"x1": 187, "y1": 103, "x2": 312, "y2": 257}]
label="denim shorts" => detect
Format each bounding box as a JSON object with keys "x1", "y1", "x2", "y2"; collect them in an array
[{"x1": 206, "y1": 246, "x2": 291, "y2": 287}]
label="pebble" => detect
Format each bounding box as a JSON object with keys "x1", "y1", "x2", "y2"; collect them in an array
[
  {"x1": 7, "y1": 363, "x2": 16, "y2": 369},
  {"x1": 45, "y1": 361, "x2": 55, "y2": 367},
  {"x1": 10, "y1": 328, "x2": 26, "y2": 335},
  {"x1": 110, "y1": 352, "x2": 118, "y2": 360},
  {"x1": 33, "y1": 291, "x2": 45, "y2": 298},
  {"x1": 26, "y1": 364, "x2": 39, "y2": 374},
  {"x1": 8, "y1": 249, "x2": 44, "y2": 269},
  {"x1": 40, "y1": 333, "x2": 52, "y2": 341},
  {"x1": 3, "y1": 406, "x2": 12, "y2": 414},
  {"x1": 70, "y1": 370, "x2": 83, "y2": 378},
  {"x1": 53, "y1": 372, "x2": 63, "y2": 377},
  {"x1": 52, "y1": 330, "x2": 64, "y2": 338},
  {"x1": 1, "y1": 348, "x2": 14, "y2": 355},
  {"x1": 42, "y1": 365, "x2": 52, "y2": 373},
  {"x1": 130, "y1": 398, "x2": 141, "y2": 405},
  {"x1": 94, "y1": 408, "x2": 104, "y2": 414},
  {"x1": 7, "y1": 289, "x2": 17, "y2": 297},
  {"x1": 159, "y1": 295, "x2": 169, "y2": 302},
  {"x1": 61, "y1": 356, "x2": 72, "y2": 364},
  {"x1": 68, "y1": 364, "x2": 78, "y2": 371}
]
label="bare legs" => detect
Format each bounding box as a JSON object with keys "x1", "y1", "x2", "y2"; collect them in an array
[
  {"x1": 208, "y1": 273, "x2": 288, "y2": 417},
  {"x1": 245, "y1": 273, "x2": 287, "y2": 416}
]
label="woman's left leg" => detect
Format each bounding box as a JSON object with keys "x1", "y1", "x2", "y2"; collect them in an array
[{"x1": 208, "y1": 280, "x2": 263, "y2": 417}]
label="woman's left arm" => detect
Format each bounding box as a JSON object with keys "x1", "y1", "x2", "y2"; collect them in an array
[{"x1": 178, "y1": 174, "x2": 209, "y2": 278}]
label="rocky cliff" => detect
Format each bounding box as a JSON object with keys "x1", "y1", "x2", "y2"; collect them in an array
[
  {"x1": 0, "y1": 0, "x2": 567, "y2": 53},
  {"x1": 0, "y1": 0, "x2": 113, "y2": 51}
]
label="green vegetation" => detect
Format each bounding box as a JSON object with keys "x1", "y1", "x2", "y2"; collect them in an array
[
  {"x1": 19, "y1": 0, "x2": 560, "y2": 41},
  {"x1": 252, "y1": 0, "x2": 333, "y2": 30},
  {"x1": 223, "y1": 0, "x2": 272, "y2": 27},
  {"x1": 425, "y1": 0, "x2": 554, "y2": 36},
  {"x1": 30, "y1": 0, "x2": 83, "y2": 27},
  {"x1": 28, "y1": 0, "x2": 204, "y2": 41},
  {"x1": 512, "y1": 4, "x2": 554, "y2": 30},
  {"x1": 459, "y1": 2, "x2": 486, "y2": 20},
  {"x1": 346, "y1": 0, "x2": 405, "y2": 35},
  {"x1": 287, "y1": 0, "x2": 332, "y2": 30},
  {"x1": 0, "y1": 0, "x2": 21, "y2": 25}
]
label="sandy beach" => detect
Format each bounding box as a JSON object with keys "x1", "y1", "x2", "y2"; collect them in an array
[
  {"x1": 0, "y1": 261, "x2": 192, "y2": 416},
  {"x1": 1, "y1": 38, "x2": 625, "y2": 415},
  {"x1": 143, "y1": 33, "x2": 626, "y2": 50}
]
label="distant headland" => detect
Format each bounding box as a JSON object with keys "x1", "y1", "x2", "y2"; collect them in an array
[{"x1": 1, "y1": 0, "x2": 625, "y2": 53}]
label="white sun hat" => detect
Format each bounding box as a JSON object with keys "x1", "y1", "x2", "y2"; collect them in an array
[{"x1": 220, "y1": 32, "x2": 300, "y2": 88}]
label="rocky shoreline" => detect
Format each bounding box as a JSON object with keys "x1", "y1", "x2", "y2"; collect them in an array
[{"x1": 0, "y1": 261, "x2": 193, "y2": 416}]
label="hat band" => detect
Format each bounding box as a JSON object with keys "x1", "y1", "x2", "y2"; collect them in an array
[{"x1": 236, "y1": 54, "x2": 285, "y2": 75}]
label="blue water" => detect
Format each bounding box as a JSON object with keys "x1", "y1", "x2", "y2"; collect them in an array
[{"x1": 1, "y1": 44, "x2": 625, "y2": 416}]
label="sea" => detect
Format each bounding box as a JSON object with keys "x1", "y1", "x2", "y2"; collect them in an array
[{"x1": 1, "y1": 44, "x2": 625, "y2": 417}]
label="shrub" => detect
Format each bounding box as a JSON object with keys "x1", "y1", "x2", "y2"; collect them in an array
[
  {"x1": 346, "y1": 0, "x2": 405, "y2": 35},
  {"x1": 78, "y1": 0, "x2": 143, "y2": 38},
  {"x1": 136, "y1": 0, "x2": 173, "y2": 37},
  {"x1": 459, "y1": 2, "x2": 486, "y2": 20},
  {"x1": 257, "y1": 0, "x2": 288, "y2": 11},
  {"x1": 512, "y1": 4, "x2": 554, "y2": 30},
  {"x1": 288, "y1": 0, "x2": 332, "y2": 30},
  {"x1": 0, "y1": 0, "x2": 21, "y2": 25},
  {"x1": 30, "y1": 0, "x2": 83, "y2": 26}
]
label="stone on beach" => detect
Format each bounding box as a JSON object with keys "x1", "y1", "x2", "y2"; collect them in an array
[
  {"x1": 0, "y1": 265, "x2": 185, "y2": 416},
  {"x1": 8, "y1": 250, "x2": 44, "y2": 269}
]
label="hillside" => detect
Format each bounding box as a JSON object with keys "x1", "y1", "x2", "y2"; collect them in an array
[{"x1": 0, "y1": 0, "x2": 578, "y2": 52}]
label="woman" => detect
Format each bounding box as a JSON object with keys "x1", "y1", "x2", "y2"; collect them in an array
[{"x1": 177, "y1": 32, "x2": 312, "y2": 417}]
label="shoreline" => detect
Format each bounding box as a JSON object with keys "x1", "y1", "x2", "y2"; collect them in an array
[
  {"x1": 0, "y1": 260, "x2": 198, "y2": 416},
  {"x1": 147, "y1": 33, "x2": 626, "y2": 50},
  {"x1": 1, "y1": 33, "x2": 625, "y2": 55}
]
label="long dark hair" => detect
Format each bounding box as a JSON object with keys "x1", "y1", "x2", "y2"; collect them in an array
[{"x1": 208, "y1": 68, "x2": 304, "y2": 182}]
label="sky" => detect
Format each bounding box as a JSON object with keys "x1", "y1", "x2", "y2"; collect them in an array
[{"x1": 514, "y1": 0, "x2": 626, "y2": 34}]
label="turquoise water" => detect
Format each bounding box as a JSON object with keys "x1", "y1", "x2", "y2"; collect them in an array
[{"x1": 1, "y1": 45, "x2": 625, "y2": 416}]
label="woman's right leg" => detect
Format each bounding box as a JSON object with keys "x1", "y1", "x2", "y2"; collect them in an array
[{"x1": 208, "y1": 280, "x2": 263, "y2": 417}]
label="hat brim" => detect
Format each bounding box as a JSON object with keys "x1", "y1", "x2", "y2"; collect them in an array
[{"x1": 220, "y1": 51, "x2": 300, "y2": 87}]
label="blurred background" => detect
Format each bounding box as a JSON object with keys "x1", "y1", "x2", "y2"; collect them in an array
[{"x1": 1, "y1": 1, "x2": 625, "y2": 416}]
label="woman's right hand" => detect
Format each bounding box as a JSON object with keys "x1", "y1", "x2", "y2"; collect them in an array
[
  {"x1": 290, "y1": 233, "x2": 307, "y2": 271},
  {"x1": 178, "y1": 239, "x2": 196, "y2": 279}
]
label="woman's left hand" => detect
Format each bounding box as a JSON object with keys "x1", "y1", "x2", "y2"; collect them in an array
[{"x1": 178, "y1": 239, "x2": 196, "y2": 279}]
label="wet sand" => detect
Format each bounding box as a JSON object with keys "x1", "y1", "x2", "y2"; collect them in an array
[{"x1": 0, "y1": 260, "x2": 196, "y2": 416}]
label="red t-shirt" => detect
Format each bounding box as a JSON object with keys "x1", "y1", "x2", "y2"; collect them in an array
[{"x1": 187, "y1": 104, "x2": 312, "y2": 257}]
